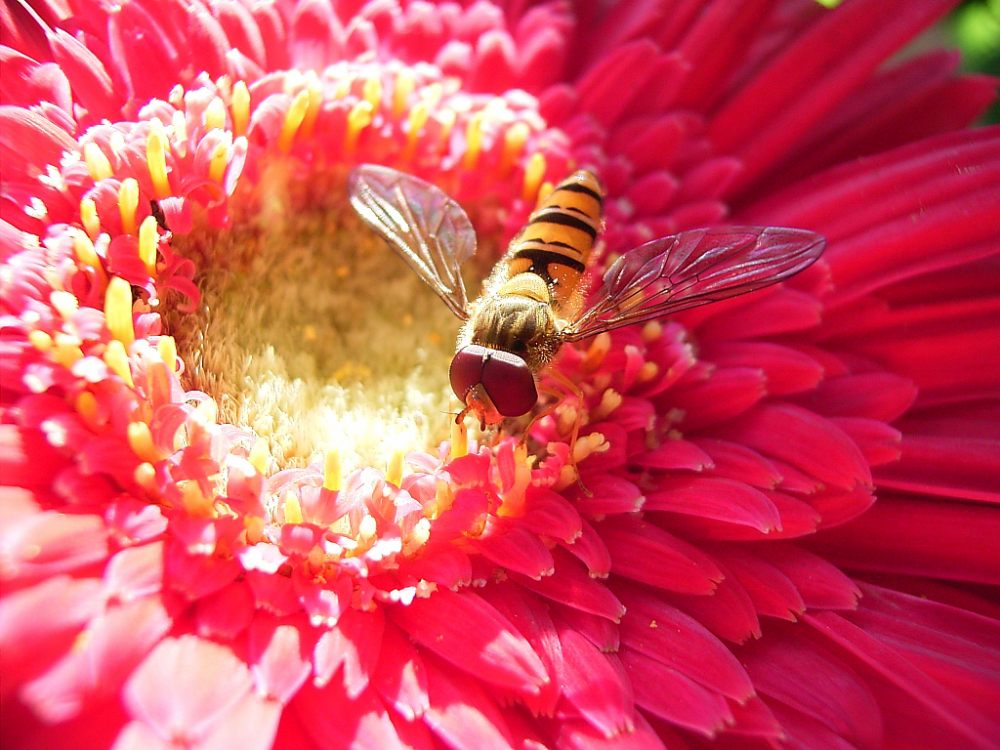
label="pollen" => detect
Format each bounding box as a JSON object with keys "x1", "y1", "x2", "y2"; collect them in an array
[
  {"x1": 127, "y1": 421, "x2": 162, "y2": 463},
  {"x1": 300, "y1": 77, "x2": 322, "y2": 139},
  {"x1": 103, "y1": 339, "x2": 134, "y2": 387},
  {"x1": 180, "y1": 479, "x2": 215, "y2": 518},
  {"x1": 637, "y1": 361, "x2": 659, "y2": 383},
  {"x1": 362, "y1": 76, "x2": 382, "y2": 110},
  {"x1": 642, "y1": 320, "x2": 663, "y2": 342},
  {"x1": 75, "y1": 391, "x2": 100, "y2": 430},
  {"x1": 573, "y1": 431, "x2": 610, "y2": 463},
  {"x1": 279, "y1": 89, "x2": 311, "y2": 153},
  {"x1": 118, "y1": 178, "x2": 139, "y2": 235},
  {"x1": 104, "y1": 277, "x2": 135, "y2": 345},
  {"x1": 323, "y1": 450, "x2": 342, "y2": 491},
  {"x1": 28, "y1": 330, "x2": 52, "y2": 352},
  {"x1": 203, "y1": 96, "x2": 227, "y2": 132},
  {"x1": 393, "y1": 69, "x2": 415, "y2": 119},
  {"x1": 52, "y1": 334, "x2": 83, "y2": 368},
  {"x1": 73, "y1": 230, "x2": 102, "y2": 271},
  {"x1": 582, "y1": 332, "x2": 612, "y2": 371},
  {"x1": 463, "y1": 111, "x2": 484, "y2": 169},
  {"x1": 282, "y1": 492, "x2": 304, "y2": 524},
  {"x1": 138, "y1": 215, "x2": 159, "y2": 275},
  {"x1": 592, "y1": 388, "x2": 623, "y2": 421},
  {"x1": 231, "y1": 80, "x2": 250, "y2": 136},
  {"x1": 134, "y1": 462, "x2": 157, "y2": 492},
  {"x1": 157, "y1": 335, "x2": 178, "y2": 371},
  {"x1": 208, "y1": 142, "x2": 230, "y2": 183},
  {"x1": 345, "y1": 100, "x2": 374, "y2": 153},
  {"x1": 500, "y1": 121, "x2": 530, "y2": 175},
  {"x1": 80, "y1": 198, "x2": 100, "y2": 239},
  {"x1": 523, "y1": 152, "x2": 547, "y2": 202},
  {"x1": 386, "y1": 449, "x2": 405, "y2": 487},
  {"x1": 404, "y1": 101, "x2": 429, "y2": 159},
  {"x1": 83, "y1": 142, "x2": 113, "y2": 181},
  {"x1": 249, "y1": 438, "x2": 271, "y2": 475},
  {"x1": 50, "y1": 290, "x2": 78, "y2": 319},
  {"x1": 146, "y1": 124, "x2": 171, "y2": 198}
]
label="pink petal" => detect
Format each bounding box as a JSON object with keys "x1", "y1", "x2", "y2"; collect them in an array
[
  {"x1": 556, "y1": 627, "x2": 635, "y2": 737},
  {"x1": 124, "y1": 635, "x2": 252, "y2": 743},
  {"x1": 391, "y1": 589, "x2": 549, "y2": 698},
  {"x1": 423, "y1": 656, "x2": 516, "y2": 750},
  {"x1": 249, "y1": 616, "x2": 311, "y2": 704},
  {"x1": 103, "y1": 542, "x2": 164, "y2": 603}
]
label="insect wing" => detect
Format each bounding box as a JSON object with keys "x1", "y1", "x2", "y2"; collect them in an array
[
  {"x1": 348, "y1": 164, "x2": 476, "y2": 319},
  {"x1": 561, "y1": 226, "x2": 825, "y2": 342}
]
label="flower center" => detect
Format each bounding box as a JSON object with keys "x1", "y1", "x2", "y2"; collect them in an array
[{"x1": 167, "y1": 188, "x2": 471, "y2": 471}]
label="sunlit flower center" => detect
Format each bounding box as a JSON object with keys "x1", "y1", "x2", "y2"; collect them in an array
[{"x1": 167, "y1": 185, "x2": 480, "y2": 470}]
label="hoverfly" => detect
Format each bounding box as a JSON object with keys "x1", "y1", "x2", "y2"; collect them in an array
[{"x1": 348, "y1": 164, "x2": 825, "y2": 430}]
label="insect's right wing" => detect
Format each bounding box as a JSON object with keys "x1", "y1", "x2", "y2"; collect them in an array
[
  {"x1": 561, "y1": 226, "x2": 825, "y2": 342},
  {"x1": 348, "y1": 164, "x2": 476, "y2": 320}
]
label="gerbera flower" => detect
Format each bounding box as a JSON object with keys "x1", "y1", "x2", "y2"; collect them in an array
[{"x1": 2, "y1": 0, "x2": 999, "y2": 748}]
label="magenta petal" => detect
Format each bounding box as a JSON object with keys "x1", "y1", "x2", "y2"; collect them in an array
[
  {"x1": 294, "y1": 681, "x2": 408, "y2": 750},
  {"x1": 313, "y1": 606, "x2": 384, "y2": 698},
  {"x1": 598, "y1": 517, "x2": 722, "y2": 594},
  {"x1": 621, "y1": 645, "x2": 732, "y2": 736},
  {"x1": 423, "y1": 655, "x2": 516, "y2": 750},
  {"x1": 372, "y1": 625, "x2": 430, "y2": 722},
  {"x1": 515, "y1": 549, "x2": 625, "y2": 622},
  {"x1": 557, "y1": 627, "x2": 636, "y2": 737},
  {"x1": 103, "y1": 542, "x2": 164, "y2": 602},
  {"x1": 124, "y1": 635, "x2": 252, "y2": 743},
  {"x1": 617, "y1": 587, "x2": 753, "y2": 702},
  {"x1": 391, "y1": 589, "x2": 549, "y2": 698},
  {"x1": 644, "y1": 476, "x2": 781, "y2": 533}
]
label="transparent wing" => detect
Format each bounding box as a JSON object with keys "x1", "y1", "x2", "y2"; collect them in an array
[
  {"x1": 561, "y1": 226, "x2": 825, "y2": 342},
  {"x1": 348, "y1": 164, "x2": 476, "y2": 319}
]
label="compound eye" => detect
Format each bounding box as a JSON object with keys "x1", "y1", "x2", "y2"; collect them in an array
[
  {"x1": 450, "y1": 346, "x2": 486, "y2": 403},
  {"x1": 481, "y1": 349, "x2": 537, "y2": 417}
]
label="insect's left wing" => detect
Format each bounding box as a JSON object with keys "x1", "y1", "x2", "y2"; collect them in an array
[
  {"x1": 349, "y1": 164, "x2": 476, "y2": 319},
  {"x1": 561, "y1": 226, "x2": 825, "y2": 342}
]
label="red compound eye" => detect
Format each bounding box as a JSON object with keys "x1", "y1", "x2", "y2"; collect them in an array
[{"x1": 450, "y1": 345, "x2": 537, "y2": 417}]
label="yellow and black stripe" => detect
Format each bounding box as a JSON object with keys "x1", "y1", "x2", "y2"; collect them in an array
[{"x1": 507, "y1": 171, "x2": 604, "y2": 309}]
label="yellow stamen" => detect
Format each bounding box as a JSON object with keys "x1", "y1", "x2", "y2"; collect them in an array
[
  {"x1": 500, "y1": 121, "x2": 530, "y2": 175},
  {"x1": 81, "y1": 198, "x2": 100, "y2": 239},
  {"x1": 28, "y1": 330, "x2": 52, "y2": 352},
  {"x1": 436, "y1": 109, "x2": 456, "y2": 150},
  {"x1": 157, "y1": 335, "x2": 177, "y2": 372},
  {"x1": 403, "y1": 101, "x2": 429, "y2": 159},
  {"x1": 231, "y1": 80, "x2": 250, "y2": 137},
  {"x1": 362, "y1": 75, "x2": 382, "y2": 110},
  {"x1": 104, "y1": 276, "x2": 135, "y2": 346},
  {"x1": 127, "y1": 421, "x2": 162, "y2": 463},
  {"x1": 53, "y1": 334, "x2": 84, "y2": 367},
  {"x1": 358, "y1": 514, "x2": 377, "y2": 541},
  {"x1": 180, "y1": 480, "x2": 215, "y2": 517},
  {"x1": 462, "y1": 111, "x2": 484, "y2": 169},
  {"x1": 103, "y1": 339, "x2": 133, "y2": 386},
  {"x1": 244, "y1": 515, "x2": 265, "y2": 544},
  {"x1": 194, "y1": 398, "x2": 218, "y2": 425},
  {"x1": 118, "y1": 178, "x2": 139, "y2": 235},
  {"x1": 278, "y1": 89, "x2": 311, "y2": 153},
  {"x1": 249, "y1": 438, "x2": 270, "y2": 475},
  {"x1": 642, "y1": 320, "x2": 663, "y2": 342},
  {"x1": 75, "y1": 391, "x2": 100, "y2": 430},
  {"x1": 323, "y1": 450, "x2": 341, "y2": 492},
  {"x1": 283, "y1": 492, "x2": 304, "y2": 524},
  {"x1": 523, "y1": 153, "x2": 547, "y2": 202},
  {"x1": 134, "y1": 462, "x2": 157, "y2": 492},
  {"x1": 50, "y1": 290, "x2": 78, "y2": 320},
  {"x1": 573, "y1": 431, "x2": 610, "y2": 463},
  {"x1": 393, "y1": 69, "x2": 415, "y2": 118},
  {"x1": 138, "y1": 215, "x2": 159, "y2": 275},
  {"x1": 421, "y1": 82, "x2": 443, "y2": 108},
  {"x1": 592, "y1": 389, "x2": 623, "y2": 421},
  {"x1": 386, "y1": 449, "x2": 405, "y2": 487},
  {"x1": 498, "y1": 443, "x2": 532, "y2": 517},
  {"x1": 344, "y1": 100, "x2": 373, "y2": 153},
  {"x1": 637, "y1": 361, "x2": 659, "y2": 383},
  {"x1": 405, "y1": 517, "x2": 431, "y2": 552},
  {"x1": 208, "y1": 142, "x2": 230, "y2": 183},
  {"x1": 449, "y1": 418, "x2": 468, "y2": 460},
  {"x1": 203, "y1": 96, "x2": 227, "y2": 132},
  {"x1": 83, "y1": 142, "x2": 113, "y2": 181},
  {"x1": 146, "y1": 124, "x2": 171, "y2": 198},
  {"x1": 334, "y1": 76, "x2": 352, "y2": 100},
  {"x1": 582, "y1": 332, "x2": 612, "y2": 371},
  {"x1": 299, "y1": 78, "x2": 322, "y2": 139}
]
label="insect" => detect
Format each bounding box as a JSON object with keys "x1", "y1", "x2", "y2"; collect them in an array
[{"x1": 348, "y1": 164, "x2": 825, "y2": 430}]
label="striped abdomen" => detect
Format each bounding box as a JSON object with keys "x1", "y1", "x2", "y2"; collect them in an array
[{"x1": 506, "y1": 170, "x2": 604, "y2": 311}]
